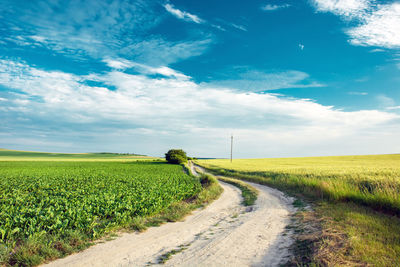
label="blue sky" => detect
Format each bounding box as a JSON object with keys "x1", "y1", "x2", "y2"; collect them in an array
[{"x1": 0, "y1": 0, "x2": 399, "y2": 158}]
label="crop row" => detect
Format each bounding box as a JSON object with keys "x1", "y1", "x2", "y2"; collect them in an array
[{"x1": 0, "y1": 161, "x2": 201, "y2": 244}]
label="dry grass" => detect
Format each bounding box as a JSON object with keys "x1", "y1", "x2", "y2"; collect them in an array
[{"x1": 288, "y1": 202, "x2": 400, "y2": 266}]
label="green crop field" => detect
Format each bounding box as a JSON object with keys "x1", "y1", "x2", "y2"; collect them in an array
[
  {"x1": 197, "y1": 155, "x2": 400, "y2": 265},
  {"x1": 0, "y1": 149, "x2": 155, "y2": 161},
  {"x1": 0, "y1": 159, "x2": 203, "y2": 266}
]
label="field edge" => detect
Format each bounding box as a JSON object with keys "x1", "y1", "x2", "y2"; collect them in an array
[
  {"x1": 0, "y1": 163, "x2": 223, "y2": 267},
  {"x1": 195, "y1": 161, "x2": 400, "y2": 266}
]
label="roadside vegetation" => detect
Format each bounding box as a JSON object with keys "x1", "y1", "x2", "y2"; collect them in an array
[
  {"x1": 0, "y1": 153, "x2": 222, "y2": 266},
  {"x1": 196, "y1": 155, "x2": 400, "y2": 265}
]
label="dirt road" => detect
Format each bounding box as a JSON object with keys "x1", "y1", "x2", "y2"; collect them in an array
[{"x1": 45, "y1": 168, "x2": 295, "y2": 267}]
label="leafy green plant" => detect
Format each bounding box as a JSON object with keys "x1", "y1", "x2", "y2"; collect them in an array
[{"x1": 0, "y1": 161, "x2": 202, "y2": 265}]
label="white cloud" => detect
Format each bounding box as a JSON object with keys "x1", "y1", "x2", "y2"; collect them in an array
[
  {"x1": 1, "y1": 0, "x2": 211, "y2": 65},
  {"x1": 207, "y1": 69, "x2": 324, "y2": 91},
  {"x1": 29, "y1": 35, "x2": 46, "y2": 43},
  {"x1": 102, "y1": 58, "x2": 190, "y2": 79},
  {"x1": 348, "y1": 91, "x2": 368, "y2": 95},
  {"x1": 377, "y1": 94, "x2": 396, "y2": 107},
  {"x1": 312, "y1": 0, "x2": 370, "y2": 18},
  {"x1": 122, "y1": 37, "x2": 212, "y2": 65},
  {"x1": 148, "y1": 66, "x2": 189, "y2": 79},
  {"x1": 387, "y1": 106, "x2": 400, "y2": 110},
  {"x1": 370, "y1": 48, "x2": 385, "y2": 52},
  {"x1": 212, "y1": 19, "x2": 247, "y2": 32},
  {"x1": 312, "y1": 1, "x2": 400, "y2": 49},
  {"x1": 348, "y1": 3, "x2": 400, "y2": 49},
  {"x1": 12, "y1": 0, "x2": 161, "y2": 57},
  {"x1": 211, "y1": 24, "x2": 226, "y2": 31},
  {"x1": 230, "y1": 23, "x2": 248, "y2": 32},
  {"x1": 162, "y1": 3, "x2": 230, "y2": 33},
  {"x1": 261, "y1": 4, "x2": 291, "y2": 11},
  {"x1": 103, "y1": 58, "x2": 134, "y2": 70},
  {"x1": 164, "y1": 3, "x2": 204, "y2": 24},
  {"x1": 1, "y1": 59, "x2": 399, "y2": 157}
]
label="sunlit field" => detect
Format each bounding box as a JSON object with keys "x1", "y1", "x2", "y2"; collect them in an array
[
  {"x1": 0, "y1": 150, "x2": 218, "y2": 266},
  {"x1": 197, "y1": 155, "x2": 400, "y2": 265},
  {"x1": 199, "y1": 154, "x2": 400, "y2": 214}
]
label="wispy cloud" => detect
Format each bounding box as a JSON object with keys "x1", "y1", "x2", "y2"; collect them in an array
[
  {"x1": 102, "y1": 58, "x2": 190, "y2": 79},
  {"x1": 206, "y1": 68, "x2": 324, "y2": 91},
  {"x1": 0, "y1": 0, "x2": 161, "y2": 58},
  {"x1": 377, "y1": 94, "x2": 396, "y2": 108},
  {"x1": 164, "y1": 3, "x2": 204, "y2": 24},
  {"x1": 162, "y1": 3, "x2": 237, "y2": 33},
  {"x1": 347, "y1": 3, "x2": 400, "y2": 49},
  {"x1": 311, "y1": 0, "x2": 370, "y2": 18},
  {"x1": 261, "y1": 4, "x2": 291, "y2": 11},
  {"x1": 211, "y1": 24, "x2": 226, "y2": 31},
  {"x1": 122, "y1": 37, "x2": 212, "y2": 65},
  {"x1": 348, "y1": 91, "x2": 368, "y2": 95},
  {"x1": 312, "y1": 0, "x2": 400, "y2": 49},
  {"x1": 386, "y1": 106, "x2": 400, "y2": 110},
  {"x1": 0, "y1": 0, "x2": 212, "y2": 66},
  {"x1": 369, "y1": 48, "x2": 385, "y2": 53},
  {"x1": 162, "y1": 3, "x2": 234, "y2": 33},
  {"x1": 230, "y1": 23, "x2": 248, "y2": 32},
  {"x1": 212, "y1": 18, "x2": 247, "y2": 32},
  {"x1": 103, "y1": 58, "x2": 135, "y2": 70},
  {"x1": 1, "y1": 59, "x2": 398, "y2": 157}
]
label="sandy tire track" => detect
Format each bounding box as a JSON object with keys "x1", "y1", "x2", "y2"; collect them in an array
[{"x1": 44, "y1": 168, "x2": 295, "y2": 267}]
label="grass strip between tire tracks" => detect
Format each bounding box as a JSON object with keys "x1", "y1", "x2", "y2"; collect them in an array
[
  {"x1": 215, "y1": 176, "x2": 258, "y2": 206},
  {"x1": 192, "y1": 164, "x2": 258, "y2": 206}
]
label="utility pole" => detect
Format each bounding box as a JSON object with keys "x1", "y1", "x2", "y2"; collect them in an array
[{"x1": 230, "y1": 135, "x2": 233, "y2": 163}]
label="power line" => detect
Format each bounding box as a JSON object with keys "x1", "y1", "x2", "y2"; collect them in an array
[{"x1": 230, "y1": 135, "x2": 233, "y2": 163}]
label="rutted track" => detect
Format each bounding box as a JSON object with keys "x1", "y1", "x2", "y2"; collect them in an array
[{"x1": 44, "y1": 167, "x2": 295, "y2": 267}]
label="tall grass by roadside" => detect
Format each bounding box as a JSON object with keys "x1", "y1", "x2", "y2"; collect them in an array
[
  {"x1": 317, "y1": 202, "x2": 400, "y2": 266},
  {"x1": 197, "y1": 155, "x2": 400, "y2": 216},
  {"x1": 196, "y1": 155, "x2": 400, "y2": 265}
]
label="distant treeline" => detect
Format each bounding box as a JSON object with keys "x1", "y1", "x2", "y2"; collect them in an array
[{"x1": 95, "y1": 152, "x2": 146, "y2": 156}]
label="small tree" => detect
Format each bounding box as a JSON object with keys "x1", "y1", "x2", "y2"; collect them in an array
[{"x1": 165, "y1": 149, "x2": 188, "y2": 164}]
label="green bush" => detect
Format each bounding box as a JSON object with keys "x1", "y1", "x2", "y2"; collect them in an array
[{"x1": 165, "y1": 149, "x2": 188, "y2": 164}]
